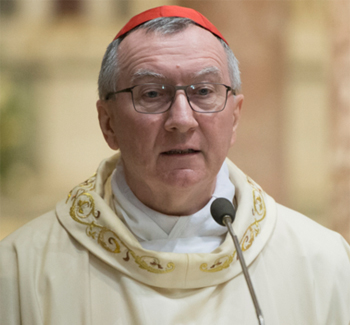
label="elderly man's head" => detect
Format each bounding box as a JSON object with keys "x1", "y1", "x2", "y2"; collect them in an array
[{"x1": 96, "y1": 7, "x2": 244, "y2": 215}]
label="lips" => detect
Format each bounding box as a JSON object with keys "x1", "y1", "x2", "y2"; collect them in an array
[{"x1": 162, "y1": 149, "x2": 200, "y2": 155}]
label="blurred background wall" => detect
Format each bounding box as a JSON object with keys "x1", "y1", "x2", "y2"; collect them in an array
[{"x1": 1, "y1": 0, "x2": 349, "y2": 242}]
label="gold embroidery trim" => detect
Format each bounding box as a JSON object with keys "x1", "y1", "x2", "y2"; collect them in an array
[
  {"x1": 200, "y1": 176, "x2": 267, "y2": 272},
  {"x1": 66, "y1": 173, "x2": 97, "y2": 203},
  {"x1": 66, "y1": 175, "x2": 175, "y2": 274}
]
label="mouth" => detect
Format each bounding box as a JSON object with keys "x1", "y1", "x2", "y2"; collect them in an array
[{"x1": 161, "y1": 149, "x2": 200, "y2": 155}]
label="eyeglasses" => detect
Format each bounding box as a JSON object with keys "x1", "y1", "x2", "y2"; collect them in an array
[{"x1": 105, "y1": 83, "x2": 235, "y2": 114}]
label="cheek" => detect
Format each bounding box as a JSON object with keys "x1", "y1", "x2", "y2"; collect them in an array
[
  {"x1": 113, "y1": 113, "x2": 163, "y2": 155},
  {"x1": 218, "y1": 121, "x2": 235, "y2": 154},
  {"x1": 198, "y1": 116, "x2": 233, "y2": 162},
  {"x1": 210, "y1": 113, "x2": 234, "y2": 142}
]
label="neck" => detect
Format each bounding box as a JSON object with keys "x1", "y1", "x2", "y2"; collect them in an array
[{"x1": 125, "y1": 175, "x2": 216, "y2": 216}]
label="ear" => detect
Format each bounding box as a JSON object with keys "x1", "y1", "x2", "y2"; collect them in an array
[
  {"x1": 230, "y1": 94, "x2": 244, "y2": 146},
  {"x1": 96, "y1": 99, "x2": 119, "y2": 150}
]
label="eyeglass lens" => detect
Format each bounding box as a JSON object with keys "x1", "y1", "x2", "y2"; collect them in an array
[{"x1": 132, "y1": 83, "x2": 228, "y2": 113}]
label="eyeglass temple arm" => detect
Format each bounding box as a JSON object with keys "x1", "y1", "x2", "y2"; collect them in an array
[{"x1": 105, "y1": 88, "x2": 133, "y2": 101}]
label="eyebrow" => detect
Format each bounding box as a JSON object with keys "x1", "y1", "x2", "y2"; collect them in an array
[
  {"x1": 191, "y1": 66, "x2": 222, "y2": 80},
  {"x1": 131, "y1": 69, "x2": 166, "y2": 84},
  {"x1": 130, "y1": 66, "x2": 222, "y2": 84}
]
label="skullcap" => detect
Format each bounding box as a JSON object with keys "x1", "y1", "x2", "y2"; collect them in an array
[{"x1": 114, "y1": 5, "x2": 228, "y2": 44}]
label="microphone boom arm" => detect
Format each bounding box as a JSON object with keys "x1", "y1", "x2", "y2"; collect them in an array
[{"x1": 223, "y1": 215, "x2": 265, "y2": 325}]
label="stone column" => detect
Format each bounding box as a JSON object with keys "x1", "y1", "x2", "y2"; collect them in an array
[{"x1": 330, "y1": 0, "x2": 350, "y2": 242}]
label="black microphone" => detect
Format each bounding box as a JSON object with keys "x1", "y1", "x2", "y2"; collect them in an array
[
  {"x1": 211, "y1": 198, "x2": 265, "y2": 325},
  {"x1": 210, "y1": 197, "x2": 236, "y2": 225}
]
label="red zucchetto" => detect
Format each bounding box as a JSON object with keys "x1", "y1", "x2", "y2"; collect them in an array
[{"x1": 113, "y1": 5, "x2": 228, "y2": 45}]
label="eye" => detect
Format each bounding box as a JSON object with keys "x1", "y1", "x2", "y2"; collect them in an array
[
  {"x1": 198, "y1": 88, "x2": 210, "y2": 95},
  {"x1": 138, "y1": 85, "x2": 165, "y2": 101},
  {"x1": 144, "y1": 90, "x2": 159, "y2": 98},
  {"x1": 191, "y1": 84, "x2": 215, "y2": 97}
]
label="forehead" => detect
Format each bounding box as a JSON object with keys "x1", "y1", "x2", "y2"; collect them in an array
[{"x1": 117, "y1": 25, "x2": 229, "y2": 85}]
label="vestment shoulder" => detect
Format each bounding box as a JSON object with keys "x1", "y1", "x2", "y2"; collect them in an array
[
  {"x1": 274, "y1": 203, "x2": 350, "y2": 265},
  {"x1": 0, "y1": 210, "x2": 62, "y2": 248}
]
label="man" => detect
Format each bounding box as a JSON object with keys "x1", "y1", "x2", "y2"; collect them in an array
[{"x1": 1, "y1": 6, "x2": 349, "y2": 324}]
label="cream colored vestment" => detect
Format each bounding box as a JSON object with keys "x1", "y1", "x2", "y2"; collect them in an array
[{"x1": 1, "y1": 154, "x2": 350, "y2": 325}]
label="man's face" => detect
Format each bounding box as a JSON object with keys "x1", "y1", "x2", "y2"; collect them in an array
[{"x1": 97, "y1": 25, "x2": 243, "y2": 203}]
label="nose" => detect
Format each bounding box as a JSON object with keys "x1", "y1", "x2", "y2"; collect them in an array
[{"x1": 164, "y1": 91, "x2": 198, "y2": 133}]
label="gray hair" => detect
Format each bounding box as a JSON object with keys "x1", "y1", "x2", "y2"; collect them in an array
[{"x1": 98, "y1": 17, "x2": 241, "y2": 100}]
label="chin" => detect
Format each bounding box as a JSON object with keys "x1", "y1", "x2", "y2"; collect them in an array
[{"x1": 161, "y1": 169, "x2": 208, "y2": 189}]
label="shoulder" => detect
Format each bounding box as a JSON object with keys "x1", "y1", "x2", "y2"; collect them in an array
[
  {"x1": 0, "y1": 207, "x2": 81, "y2": 259},
  {"x1": 275, "y1": 203, "x2": 346, "y2": 243},
  {"x1": 0, "y1": 205, "x2": 88, "y2": 285},
  {"x1": 272, "y1": 203, "x2": 350, "y2": 268},
  {"x1": 1, "y1": 210, "x2": 63, "y2": 249}
]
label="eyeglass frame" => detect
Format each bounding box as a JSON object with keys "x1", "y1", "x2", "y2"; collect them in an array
[{"x1": 104, "y1": 83, "x2": 236, "y2": 114}]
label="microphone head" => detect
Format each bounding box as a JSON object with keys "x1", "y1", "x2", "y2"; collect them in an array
[{"x1": 210, "y1": 198, "x2": 236, "y2": 226}]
